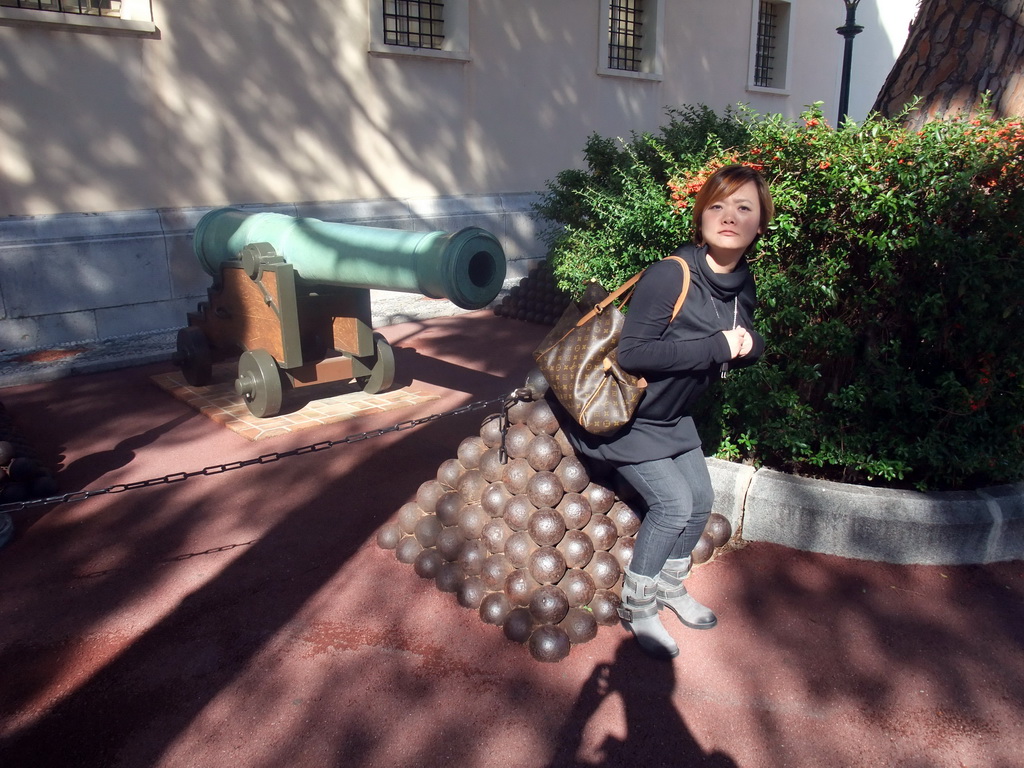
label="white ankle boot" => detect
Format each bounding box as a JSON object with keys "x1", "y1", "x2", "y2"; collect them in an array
[
  {"x1": 656, "y1": 556, "x2": 717, "y2": 630},
  {"x1": 618, "y1": 568, "x2": 679, "y2": 659}
]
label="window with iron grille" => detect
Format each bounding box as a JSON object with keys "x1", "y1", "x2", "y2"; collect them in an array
[
  {"x1": 0, "y1": 0, "x2": 120, "y2": 15},
  {"x1": 754, "y1": 2, "x2": 777, "y2": 87},
  {"x1": 383, "y1": 0, "x2": 444, "y2": 50},
  {"x1": 608, "y1": 0, "x2": 644, "y2": 72},
  {"x1": 749, "y1": 0, "x2": 790, "y2": 91}
]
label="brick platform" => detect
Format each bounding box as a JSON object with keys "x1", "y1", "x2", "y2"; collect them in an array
[{"x1": 151, "y1": 363, "x2": 440, "y2": 441}]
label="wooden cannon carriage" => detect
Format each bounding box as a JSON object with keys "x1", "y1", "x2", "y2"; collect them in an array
[{"x1": 174, "y1": 208, "x2": 506, "y2": 417}]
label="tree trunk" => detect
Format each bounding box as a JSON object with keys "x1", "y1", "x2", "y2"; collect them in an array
[{"x1": 873, "y1": 0, "x2": 1024, "y2": 128}]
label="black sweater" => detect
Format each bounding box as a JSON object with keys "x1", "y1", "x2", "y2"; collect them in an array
[{"x1": 566, "y1": 244, "x2": 763, "y2": 465}]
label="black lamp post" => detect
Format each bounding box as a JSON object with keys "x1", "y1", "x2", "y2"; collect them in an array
[{"x1": 836, "y1": 0, "x2": 864, "y2": 124}]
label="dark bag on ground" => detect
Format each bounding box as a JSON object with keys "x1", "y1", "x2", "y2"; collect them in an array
[{"x1": 533, "y1": 256, "x2": 690, "y2": 436}]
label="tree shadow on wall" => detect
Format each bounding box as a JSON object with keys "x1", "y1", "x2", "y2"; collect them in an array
[{"x1": 547, "y1": 640, "x2": 737, "y2": 768}]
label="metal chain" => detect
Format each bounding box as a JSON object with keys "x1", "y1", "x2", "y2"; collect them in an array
[{"x1": 0, "y1": 390, "x2": 531, "y2": 515}]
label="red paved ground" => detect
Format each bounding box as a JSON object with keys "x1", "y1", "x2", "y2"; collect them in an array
[{"x1": 1, "y1": 311, "x2": 1022, "y2": 768}]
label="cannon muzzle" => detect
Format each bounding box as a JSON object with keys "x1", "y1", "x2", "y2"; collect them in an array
[{"x1": 193, "y1": 207, "x2": 506, "y2": 310}]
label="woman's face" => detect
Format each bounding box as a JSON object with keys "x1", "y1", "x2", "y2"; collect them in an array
[{"x1": 701, "y1": 180, "x2": 763, "y2": 260}]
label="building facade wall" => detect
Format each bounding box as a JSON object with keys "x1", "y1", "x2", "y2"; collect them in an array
[{"x1": 0, "y1": 0, "x2": 914, "y2": 352}]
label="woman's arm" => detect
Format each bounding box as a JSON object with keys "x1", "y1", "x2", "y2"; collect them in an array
[{"x1": 617, "y1": 262, "x2": 732, "y2": 374}]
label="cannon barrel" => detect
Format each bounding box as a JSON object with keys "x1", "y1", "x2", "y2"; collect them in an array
[{"x1": 193, "y1": 207, "x2": 506, "y2": 310}]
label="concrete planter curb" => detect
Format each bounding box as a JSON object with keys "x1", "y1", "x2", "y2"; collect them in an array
[{"x1": 707, "y1": 457, "x2": 1024, "y2": 565}]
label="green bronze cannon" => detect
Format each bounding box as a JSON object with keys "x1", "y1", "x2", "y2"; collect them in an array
[{"x1": 174, "y1": 207, "x2": 506, "y2": 417}]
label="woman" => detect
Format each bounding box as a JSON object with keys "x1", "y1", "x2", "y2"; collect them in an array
[{"x1": 568, "y1": 164, "x2": 774, "y2": 659}]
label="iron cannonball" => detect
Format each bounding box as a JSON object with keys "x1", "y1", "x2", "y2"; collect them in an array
[
  {"x1": 435, "y1": 491, "x2": 465, "y2": 527},
  {"x1": 479, "y1": 448, "x2": 506, "y2": 483},
  {"x1": 0, "y1": 483, "x2": 24, "y2": 505},
  {"x1": 504, "y1": 530, "x2": 538, "y2": 568},
  {"x1": 528, "y1": 624, "x2": 571, "y2": 663},
  {"x1": 413, "y1": 515, "x2": 443, "y2": 548},
  {"x1": 415, "y1": 479, "x2": 446, "y2": 513},
  {"x1": 582, "y1": 515, "x2": 619, "y2": 551},
  {"x1": 588, "y1": 590, "x2": 622, "y2": 626},
  {"x1": 4, "y1": 456, "x2": 34, "y2": 480},
  {"x1": 557, "y1": 529, "x2": 596, "y2": 569},
  {"x1": 608, "y1": 501, "x2": 642, "y2": 537},
  {"x1": 456, "y1": 436, "x2": 488, "y2": 469},
  {"x1": 503, "y1": 607, "x2": 535, "y2": 643},
  {"x1": 459, "y1": 539, "x2": 489, "y2": 575},
  {"x1": 480, "y1": 415, "x2": 504, "y2": 448},
  {"x1": 558, "y1": 568, "x2": 597, "y2": 607},
  {"x1": 504, "y1": 424, "x2": 534, "y2": 460},
  {"x1": 481, "y1": 481, "x2": 513, "y2": 517},
  {"x1": 457, "y1": 469, "x2": 488, "y2": 504},
  {"x1": 526, "y1": 471, "x2": 564, "y2": 509},
  {"x1": 397, "y1": 502, "x2": 424, "y2": 534},
  {"x1": 526, "y1": 434, "x2": 562, "y2": 472},
  {"x1": 413, "y1": 547, "x2": 444, "y2": 579},
  {"x1": 481, "y1": 518, "x2": 513, "y2": 554},
  {"x1": 507, "y1": 398, "x2": 533, "y2": 426},
  {"x1": 610, "y1": 537, "x2": 635, "y2": 570},
  {"x1": 526, "y1": 398, "x2": 559, "y2": 435},
  {"x1": 395, "y1": 535, "x2": 424, "y2": 564},
  {"x1": 582, "y1": 483, "x2": 616, "y2": 515},
  {"x1": 501, "y1": 458, "x2": 535, "y2": 495},
  {"x1": 705, "y1": 512, "x2": 732, "y2": 548},
  {"x1": 479, "y1": 591, "x2": 513, "y2": 626},
  {"x1": 458, "y1": 504, "x2": 490, "y2": 539},
  {"x1": 504, "y1": 568, "x2": 540, "y2": 607},
  {"x1": 553, "y1": 429, "x2": 575, "y2": 458},
  {"x1": 585, "y1": 551, "x2": 623, "y2": 590},
  {"x1": 555, "y1": 456, "x2": 590, "y2": 494},
  {"x1": 436, "y1": 526, "x2": 466, "y2": 562},
  {"x1": 376, "y1": 522, "x2": 402, "y2": 550},
  {"x1": 437, "y1": 458, "x2": 465, "y2": 490},
  {"x1": 690, "y1": 531, "x2": 715, "y2": 565},
  {"x1": 502, "y1": 495, "x2": 536, "y2": 532},
  {"x1": 529, "y1": 583, "x2": 570, "y2": 624},
  {"x1": 528, "y1": 546, "x2": 568, "y2": 585},
  {"x1": 458, "y1": 576, "x2": 488, "y2": 609},
  {"x1": 435, "y1": 561, "x2": 465, "y2": 593},
  {"x1": 556, "y1": 493, "x2": 593, "y2": 530},
  {"x1": 32, "y1": 474, "x2": 58, "y2": 497},
  {"x1": 0, "y1": 441, "x2": 14, "y2": 466},
  {"x1": 481, "y1": 553, "x2": 515, "y2": 589},
  {"x1": 527, "y1": 508, "x2": 567, "y2": 547},
  {"x1": 522, "y1": 367, "x2": 550, "y2": 401},
  {"x1": 560, "y1": 607, "x2": 599, "y2": 645}
]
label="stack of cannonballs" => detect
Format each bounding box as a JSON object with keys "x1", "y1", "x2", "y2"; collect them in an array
[
  {"x1": 492, "y1": 262, "x2": 571, "y2": 326},
  {"x1": 377, "y1": 392, "x2": 734, "y2": 662},
  {"x1": 0, "y1": 401, "x2": 57, "y2": 505}
]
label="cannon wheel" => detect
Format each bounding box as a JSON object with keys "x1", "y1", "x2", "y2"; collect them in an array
[
  {"x1": 234, "y1": 348, "x2": 284, "y2": 418},
  {"x1": 175, "y1": 326, "x2": 213, "y2": 387},
  {"x1": 356, "y1": 332, "x2": 396, "y2": 394}
]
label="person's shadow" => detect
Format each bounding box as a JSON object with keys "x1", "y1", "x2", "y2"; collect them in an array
[{"x1": 547, "y1": 640, "x2": 739, "y2": 767}]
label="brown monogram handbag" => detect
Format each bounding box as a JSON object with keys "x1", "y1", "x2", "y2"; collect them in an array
[{"x1": 533, "y1": 255, "x2": 691, "y2": 435}]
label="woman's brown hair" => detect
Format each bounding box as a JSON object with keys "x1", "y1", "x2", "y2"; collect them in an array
[{"x1": 692, "y1": 164, "x2": 774, "y2": 253}]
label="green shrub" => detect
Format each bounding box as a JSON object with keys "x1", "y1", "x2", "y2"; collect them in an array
[{"x1": 533, "y1": 101, "x2": 1024, "y2": 491}]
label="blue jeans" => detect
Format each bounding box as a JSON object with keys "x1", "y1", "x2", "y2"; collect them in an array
[{"x1": 615, "y1": 447, "x2": 714, "y2": 578}]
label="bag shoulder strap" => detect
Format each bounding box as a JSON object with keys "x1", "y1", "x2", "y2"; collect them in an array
[
  {"x1": 575, "y1": 253, "x2": 691, "y2": 328},
  {"x1": 663, "y1": 254, "x2": 692, "y2": 323},
  {"x1": 575, "y1": 269, "x2": 645, "y2": 326}
]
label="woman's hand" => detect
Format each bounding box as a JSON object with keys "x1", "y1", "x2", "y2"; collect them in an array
[{"x1": 722, "y1": 327, "x2": 753, "y2": 358}]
